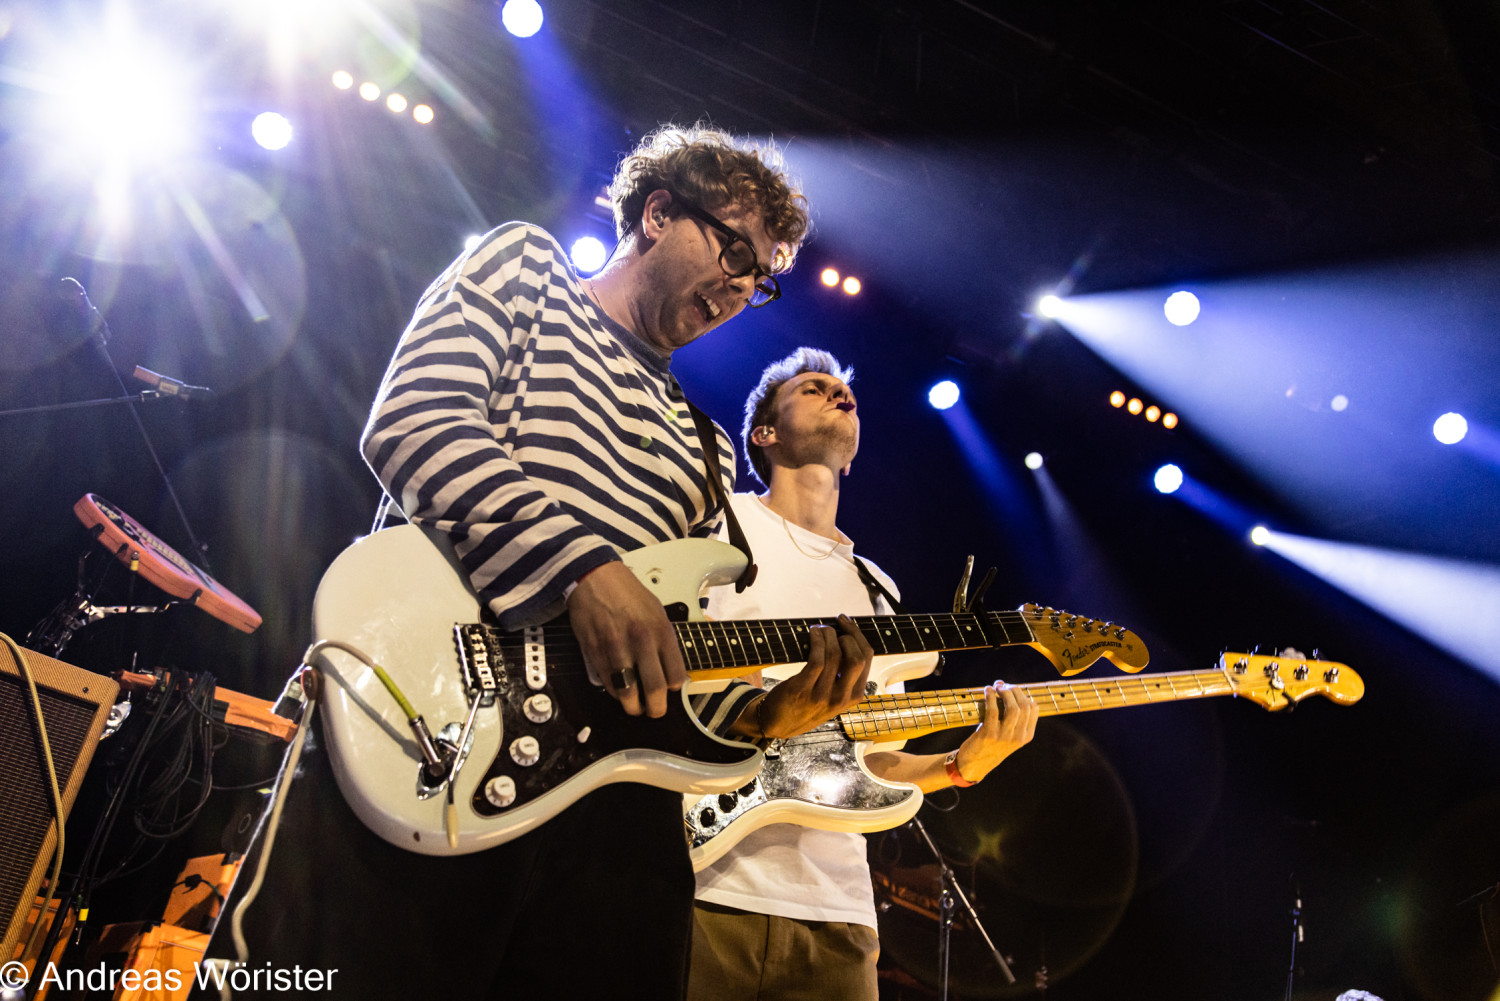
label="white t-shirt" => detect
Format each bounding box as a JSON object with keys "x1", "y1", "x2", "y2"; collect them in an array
[{"x1": 694, "y1": 493, "x2": 906, "y2": 928}]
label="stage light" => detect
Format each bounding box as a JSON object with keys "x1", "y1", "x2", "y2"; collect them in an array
[
  {"x1": 359, "y1": 82, "x2": 380, "y2": 101},
  {"x1": 1037, "y1": 294, "x2": 1063, "y2": 318},
  {"x1": 1127, "y1": 397, "x2": 1143, "y2": 415},
  {"x1": 570, "y1": 236, "x2": 606, "y2": 275},
  {"x1": 821, "y1": 268, "x2": 839, "y2": 287},
  {"x1": 1162, "y1": 412, "x2": 1179, "y2": 429},
  {"x1": 928, "y1": 381, "x2": 960, "y2": 410},
  {"x1": 1331, "y1": 394, "x2": 1349, "y2": 412},
  {"x1": 502, "y1": 0, "x2": 544, "y2": 37},
  {"x1": 49, "y1": 36, "x2": 196, "y2": 170},
  {"x1": 1024, "y1": 452, "x2": 1044, "y2": 470},
  {"x1": 386, "y1": 93, "x2": 408, "y2": 113},
  {"x1": 413, "y1": 105, "x2": 435, "y2": 124},
  {"x1": 842, "y1": 276, "x2": 861, "y2": 295},
  {"x1": 251, "y1": 112, "x2": 293, "y2": 151},
  {"x1": 1250, "y1": 525, "x2": 1270, "y2": 546},
  {"x1": 1164, "y1": 290, "x2": 1200, "y2": 326},
  {"x1": 1145, "y1": 405, "x2": 1161, "y2": 422},
  {"x1": 1153, "y1": 463, "x2": 1183, "y2": 494},
  {"x1": 1433, "y1": 412, "x2": 1468, "y2": 445},
  {"x1": 1109, "y1": 391, "x2": 1126, "y2": 408},
  {"x1": 332, "y1": 70, "x2": 354, "y2": 90}
]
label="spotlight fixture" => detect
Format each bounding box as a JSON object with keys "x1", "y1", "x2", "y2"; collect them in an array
[
  {"x1": 1024, "y1": 452, "x2": 1044, "y2": 470},
  {"x1": 358, "y1": 82, "x2": 380, "y2": 101},
  {"x1": 413, "y1": 105, "x2": 435, "y2": 124},
  {"x1": 1249, "y1": 525, "x2": 1271, "y2": 546},
  {"x1": 841, "y1": 276, "x2": 861, "y2": 295},
  {"x1": 928, "y1": 381, "x2": 960, "y2": 411},
  {"x1": 1153, "y1": 463, "x2": 1183, "y2": 494},
  {"x1": 1037, "y1": 294, "x2": 1063, "y2": 318},
  {"x1": 1330, "y1": 394, "x2": 1349, "y2": 412},
  {"x1": 570, "y1": 236, "x2": 606, "y2": 275},
  {"x1": 386, "y1": 93, "x2": 408, "y2": 113},
  {"x1": 1111, "y1": 391, "x2": 1178, "y2": 431},
  {"x1": 251, "y1": 112, "x2": 292, "y2": 151},
  {"x1": 1433, "y1": 412, "x2": 1468, "y2": 445},
  {"x1": 1163, "y1": 290, "x2": 1200, "y2": 326},
  {"x1": 820, "y1": 268, "x2": 839, "y2": 287},
  {"x1": 331, "y1": 70, "x2": 354, "y2": 90},
  {"x1": 501, "y1": 0, "x2": 545, "y2": 37}
]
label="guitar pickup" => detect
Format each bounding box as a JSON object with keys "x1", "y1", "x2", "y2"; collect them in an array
[{"x1": 455, "y1": 624, "x2": 504, "y2": 704}]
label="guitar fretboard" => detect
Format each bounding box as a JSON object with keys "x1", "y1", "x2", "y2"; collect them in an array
[
  {"x1": 675, "y1": 611, "x2": 1036, "y2": 674},
  {"x1": 841, "y1": 669, "x2": 1236, "y2": 741}
]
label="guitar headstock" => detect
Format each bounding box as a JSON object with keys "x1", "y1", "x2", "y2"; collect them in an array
[
  {"x1": 1020, "y1": 604, "x2": 1150, "y2": 676},
  {"x1": 1219, "y1": 652, "x2": 1364, "y2": 710}
]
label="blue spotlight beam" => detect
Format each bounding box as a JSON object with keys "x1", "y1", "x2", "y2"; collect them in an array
[{"x1": 1259, "y1": 530, "x2": 1500, "y2": 682}]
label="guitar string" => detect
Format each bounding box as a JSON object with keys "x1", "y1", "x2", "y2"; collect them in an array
[
  {"x1": 775, "y1": 673, "x2": 1240, "y2": 749},
  {"x1": 507, "y1": 608, "x2": 1106, "y2": 678}
]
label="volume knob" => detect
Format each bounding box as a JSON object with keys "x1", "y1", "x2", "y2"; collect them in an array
[
  {"x1": 509, "y1": 735, "x2": 541, "y2": 766},
  {"x1": 484, "y1": 775, "x2": 517, "y2": 808},
  {"x1": 523, "y1": 694, "x2": 554, "y2": 723}
]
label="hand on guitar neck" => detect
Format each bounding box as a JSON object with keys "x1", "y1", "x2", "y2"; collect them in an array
[
  {"x1": 865, "y1": 682, "x2": 1039, "y2": 793},
  {"x1": 567, "y1": 561, "x2": 688, "y2": 718},
  {"x1": 725, "y1": 614, "x2": 875, "y2": 742}
]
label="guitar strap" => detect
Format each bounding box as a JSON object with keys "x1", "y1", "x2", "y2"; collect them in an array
[
  {"x1": 852, "y1": 556, "x2": 907, "y2": 615},
  {"x1": 685, "y1": 400, "x2": 757, "y2": 592}
]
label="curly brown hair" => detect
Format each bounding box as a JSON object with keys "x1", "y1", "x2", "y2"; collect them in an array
[
  {"x1": 608, "y1": 123, "x2": 811, "y2": 272},
  {"x1": 742, "y1": 347, "x2": 855, "y2": 487}
]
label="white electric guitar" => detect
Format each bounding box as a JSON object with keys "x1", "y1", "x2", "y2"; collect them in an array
[
  {"x1": 685, "y1": 652, "x2": 1365, "y2": 870},
  {"x1": 310, "y1": 525, "x2": 1148, "y2": 856}
]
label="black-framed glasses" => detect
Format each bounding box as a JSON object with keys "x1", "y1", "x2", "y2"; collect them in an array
[{"x1": 674, "y1": 201, "x2": 782, "y2": 308}]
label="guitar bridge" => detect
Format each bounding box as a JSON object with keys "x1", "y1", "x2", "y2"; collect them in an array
[{"x1": 455, "y1": 623, "x2": 505, "y2": 706}]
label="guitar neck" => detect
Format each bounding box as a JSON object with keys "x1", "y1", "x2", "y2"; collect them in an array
[
  {"x1": 840, "y1": 669, "x2": 1236, "y2": 742},
  {"x1": 678, "y1": 611, "x2": 1034, "y2": 679}
]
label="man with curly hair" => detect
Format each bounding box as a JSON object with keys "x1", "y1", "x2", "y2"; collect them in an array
[{"x1": 215, "y1": 125, "x2": 873, "y2": 1001}]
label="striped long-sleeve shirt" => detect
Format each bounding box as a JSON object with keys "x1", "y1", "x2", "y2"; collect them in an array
[{"x1": 361, "y1": 222, "x2": 735, "y2": 630}]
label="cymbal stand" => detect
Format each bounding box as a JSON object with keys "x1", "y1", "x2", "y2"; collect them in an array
[{"x1": 908, "y1": 816, "x2": 1015, "y2": 998}]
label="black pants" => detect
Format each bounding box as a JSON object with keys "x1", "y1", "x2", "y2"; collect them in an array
[{"x1": 199, "y1": 722, "x2": 694, "y2": 1000}]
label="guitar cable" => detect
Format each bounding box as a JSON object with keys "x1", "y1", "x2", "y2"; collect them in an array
[
  {"x1": 221, "y1": 635, "x2": 456, "y2": 978},
  {"x1": 304, "y1": 639, "x2": 451, "y2": 783}
]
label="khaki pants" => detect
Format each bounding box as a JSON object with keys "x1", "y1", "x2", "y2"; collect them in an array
[{"x1": 688, "y1": 901, "x2": 880, "y2": 1001}]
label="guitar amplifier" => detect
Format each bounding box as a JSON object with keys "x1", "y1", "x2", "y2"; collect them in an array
[{"x1": 1, "y1": 646, "x2": 117, "y2": 960}]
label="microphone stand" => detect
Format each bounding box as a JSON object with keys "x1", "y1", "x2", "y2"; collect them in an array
[
  {"x1": 50, "y1": 278, "x2": 215, "y2": 573},
  {"x1": 909, "y1": 815, "x2": 1015, "y2": 998},
  {"x1": 0, "y1": 391, "x2": 178, "y2": 417}
]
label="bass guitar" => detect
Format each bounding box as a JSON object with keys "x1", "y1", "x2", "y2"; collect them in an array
[
  {"x1": 310, "y1": 525, "x2": 1147, "y2": 856},
  {"x1": 685, "y1": 652, "x2": 1363, "y2": 870}
]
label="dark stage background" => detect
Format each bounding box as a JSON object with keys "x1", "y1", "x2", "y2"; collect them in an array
[{"x1": 3, "y1": 1, "x2": 1499, "y2": 999}]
